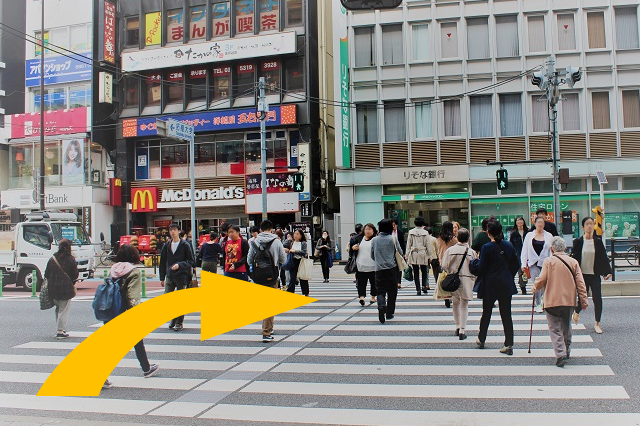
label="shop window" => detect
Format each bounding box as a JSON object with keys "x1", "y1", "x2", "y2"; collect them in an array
[
  {"x1": 472, "y1": 182, "x2": 497, "y2": 196},
  {"x1": 188, "y1": 68, "x2": 208, "y2": 105},
  {"x1": 167, "y1": 8, "x2": 185, "y2": 43},
  {"x1": 166, "y1": 70, "x2": 184, "y2": 105},
  {"x1": 356, "y1": 103, "x2": 378, "y2": 144},
  {"x1": 500, "y1": 180, "x2": 527, "y2": 195},
  {"x1": 531, "y1": 179, "x2": 553, "y2": 193},
  {"x1": 563, "y1": 179, "x2": 586, "y2": 193},
  {"x1": 245, "y1": 141, "x2": 261, "y2": 173},
  {"x1": 212, "y1": 1, "x2": 230, "y2": 37},
  {"x1": 284, "y1": 58, "x2": 304, "y2": 93},
  {"x1": 216, "y1": 141, "x2": 245, "y2": 175},
  {"x1": 354, "y1": 26, "x2": 375, "y2": 67},
  {"x1": 195, "y1": 141, "x2": 216, "y2": 177},
  {"x1": 236, "y1": 0, "x2": 255, "y2": 35},
  {"x1": 260, "y1": 0, "x2": 279, "y2": 32},
  {"x1": 189, "y1": 6, "x2": 207, "y2": 40},
  {"x1": 146, "y1": 73, "x2": 162, "y2": 106},
  {"x1": 285, "y1": 0, "x2": 303, "y2": 27},
  {"x1": 149, "y1": 146, "x2": 161, "y2": 179},
  {"x1": 69, "y1": 84, "x2": 91, "y2": 108},
  {"x1": 212, "y1": 65, "x2": 231, "y2": 104},
  {"x1": 125, "y1": 16, "x2": 140, "y2": 47},
  {"x1": 272, "y1": 139, "x2": 288, "y2": 170},
  {"x1": 34, "y1": 88, "x2": 67, "y2": 112},
  {"x1": 384, "y1": 101, "x2": 406, "y2": 143},
  {"x1": 622, "y1": 176, "x2": 640, "y2": 190},
  {"x1": 124, "y1": 76, "x2": 139, "y2": 108},
  {"x1": 11, "y1": 145, "x2": 35, "y2": 188},
  {"x1": 592, "y1": 177, "x2": 618, "y2": 192},
  {"x1": 260, "y1": 60, "x2": 280, "y2": 95}
]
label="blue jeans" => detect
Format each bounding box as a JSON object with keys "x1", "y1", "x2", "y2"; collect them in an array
[
  {"x1": 530, "y1": 265, "x2": 543, "y2": 306},
  {"x1": 224, "y1": 271, "x2": 249, "y2": 281}
]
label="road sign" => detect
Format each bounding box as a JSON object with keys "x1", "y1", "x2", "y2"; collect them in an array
[
  {"x1": 156, "y1": 118, "x2": 194, "y2": 143},
  {"x1": 292, "y1": 173, "x2": 304, "y2": 192}
]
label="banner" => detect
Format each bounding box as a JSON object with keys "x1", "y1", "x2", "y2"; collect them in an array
[
  {"x1": 103, "y1": 1, "x2": 116, "y2": 64},
  {"x1": 25, "y1": 52, "x2": 92, "y2": 87},
  {"x1": 333, "y1": 0, "x2": 350, "y2": 168},
  {"x1": 246, "y1": 173, "x2": 295, "y2": 195},
  {"x1": 145, "y1": 12, "x2": 162, "y2": 45},
  {"x1": 605, "y1": 212, "x2": 639, "y2": 238},
  {"x1": 61, "y1": 139, "x2": 85, "y2": 186},
  {"x1": 10, "y1": 108, "x2": 88, "y2": 138}
]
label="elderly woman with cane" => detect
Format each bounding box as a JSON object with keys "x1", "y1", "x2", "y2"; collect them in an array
[{"x1": 532, "y1": 237, "x2": 589, "y2": 367}]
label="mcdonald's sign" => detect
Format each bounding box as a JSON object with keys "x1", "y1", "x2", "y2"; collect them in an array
[
  {"x1": 131, "y1": 187, "x2": 158, "y2": 212},
  {"x1": 108, "y1": 178, "x2": 122, "y2": 207}
]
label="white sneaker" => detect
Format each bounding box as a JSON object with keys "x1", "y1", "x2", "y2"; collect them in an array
[
  {"x1": 594, "y1": 323, "x2": 603, "y2": 334},
  {"x1": 535, "y1": 304, "x2": 544, "y2": 313}
]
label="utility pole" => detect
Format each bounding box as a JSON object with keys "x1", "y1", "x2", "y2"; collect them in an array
[
  {"x1": 39, "y1": 0, "x2": 45, "y2": 211},
  {"x1": 257, "y1": 77, "x2": 268, "y2": 222}
]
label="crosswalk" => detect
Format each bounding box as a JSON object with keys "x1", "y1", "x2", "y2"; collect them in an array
[{"x1": 0, "y1": 271, "x2": 638, "y2": 425}]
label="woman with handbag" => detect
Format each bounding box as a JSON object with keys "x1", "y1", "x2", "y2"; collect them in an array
[
  {"x1": 43, "y1": 239, "x2": 79, "y2": 339},
  {"x1": 371, "y1": 219, "x2": 404, "y2": 324},
  {"x1": 351, "y1": 223, "x2": 378, "y2": 306},
  {"x1": 521, "y1": 216, "x2": 553, "y2": 313},
  {"x1": 571, "y1": 217, "x2": 612, "y2": 334},
  {"x1": 316, "y1": 231, "x2": 332, "y2": 283},
  {"x1": 405, "y1": 216, "x2": 434, "y2": 296},
  {"x1": 509, "y1": 216, "x2": 529, "y2": 295},
  {"x1": 285, "y1": 230, "x2": 310, "y2": 296},
  {"x1": 197, "y1": 231, "x2": 224, "y2": 274},
  {"x1": 436, "y1": 221, "x2": 458, "y2": 308},
  {"x1": 441, "y1": 229, "x2": 477, "y2": 340}
]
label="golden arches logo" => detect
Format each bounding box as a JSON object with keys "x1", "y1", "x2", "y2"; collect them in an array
[{"x1": 131, "y1": 188, "x2": 156, "y2": 212}]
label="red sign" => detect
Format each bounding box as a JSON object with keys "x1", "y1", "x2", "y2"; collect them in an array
[
  {"x1": 103, "y1": 1, "x2": 116, "y2": 64},
  {"x1": 154, "y1": 219, "x2": 172, "y2": 228},
  {"x1": 167, "y1": 71, "x2": 183, "y2": 81},
  {"x1": 190, "y1": 68, "x2": 207, "y2": 79},
  {"x1": 146, "y1": 73, "x2": 161, "y2": 84},
  {"x1": 131, "y1": 187, "x2": 158, "y2": 212},
  {"x1": 10, "y1": 107, "x2": 88, "y2": 139},
  {"x1": 237, "y1": 63, "x2": 254, "y2": 74},
  {"x1": 138, "y1": 235, "x2": 152, "y2": 252},
  {"x1": 261, "y1": 60, "x2": 280, "y2": 71},
  {"x1": 213, "y1": 66, "x2": 231, "y2": 76},
  {"x1": 245, "y1": 173, "x2": 295, "y2": 195},
  {"x1": 108, "y1": 178, "x2": 122, "y2": 207}
]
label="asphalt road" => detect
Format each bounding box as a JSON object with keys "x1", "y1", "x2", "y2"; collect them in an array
[{"x1": 0, "y1": 268, "x2": 639, "y2": 426}]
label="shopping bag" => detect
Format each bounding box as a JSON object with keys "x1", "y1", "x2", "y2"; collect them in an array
[
  {"x1": 39, "y1": 279, "x2": 54, "y2": 310},
  {"x1": 403, "y1": 266, "x2": 413, "y2": 281},
  {"x1": 434, "y1": 271, "x2": 453, "y2": 300},
  {"x1": 297, "y1": 258, "x2": 313, "y2": 281}
]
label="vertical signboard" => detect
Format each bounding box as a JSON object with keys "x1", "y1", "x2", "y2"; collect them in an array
[
  {"x1": 145, "y1": 12, "x2": 162, "y2": 45},
  {"x1": 333, "y1": 0, "x2": 350, "y2": 168},
  {"x1": 103, "y1": 1, "x2": 116, "y2": 64},
  {"x1": 298, "y1": 142, "x2": 311, "y2": 201},
  {"x1": 82, "y1": 207, "x2": 92, "y2": 237}
]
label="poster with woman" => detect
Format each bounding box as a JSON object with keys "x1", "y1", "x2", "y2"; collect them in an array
[{"x1": 62, "y1": 139, "x2": 84, "y2": 185}]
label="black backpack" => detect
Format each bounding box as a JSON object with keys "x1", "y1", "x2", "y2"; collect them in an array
[{"x1": 250, "y1": 239, "x2": 278, "y2": 285}]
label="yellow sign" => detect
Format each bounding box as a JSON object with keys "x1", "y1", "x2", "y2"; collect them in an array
[
  {"x1": 145, "y1": 12, "x2": 162, "y2": 45},
  {"x1": 37, "y1": 272, "x2": 315, "y2": 396},
  {"x1": 131, "y1": 188, "x2": 156, "y2": 212}
]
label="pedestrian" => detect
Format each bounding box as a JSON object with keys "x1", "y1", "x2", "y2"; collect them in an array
[
  {"x1": 509, "y1": 216, "x2": 530, "y2": 295},
  {"x1": 159, "y1": 223, "x2": 195, "y2": 332},
  {"x1": 223, "y1": 225, "x2": 250, "y2": 281},
  {"x1": 44, "y1": 238, "x2": 78, "y2": 340},
  {"x1": 533, "y1": 237, "x2": 589, "y2": 367},
  {"x1": 476, "y1": 219, "x2": 520, "y2": 355},
  {"x1": 426, "y1": 226, "x2": 440, "y2": 285},
  {"x1": 471, "y1": 217, "x2": 493, "y2": 253},
  {"x1": 571, "y1": 217, "x2": 612, "y2": 334},
  {"x1": 348, "y1": 224, "x2": 364, "y2": 285},
  {"x1": 405, "y1": 216, "x2": 435, "y2": 296},
  {"x1": 103, "y1": 244, "x2": 160, "y2": 389},
  {"x1": 197, "y1": 231, "x2": 224, "y2": 274},
  {"x1": 280, "y1": 232, "x2": 294, "y2": 287},
  {"x1": 248, "y1": 220, "x2": 287, "y2": 342},
  {"x1": 442, "y1": 228, "x2": 477, "y2": 340},
  {"x1": 522, "y1": 216, "x2": 553, "y2": 313},
  {"x1": 437, "y1": 221, "x2": 458, "y2": 308},
  {"x1": 351, "y1": 223, "x2": 378, "y2": 306},
  {"x1": 218, "y1": 222, "x2": 231, "y2": 272},
  {"x1": 248, "y1": 225, "x2": 260, "y2": 245},
  {"x1": 371, "y1": 219, "x2": 403, "y2": 324},
  {"x1": 316, "y1": 231, "x2": 332, "y2": 283},
  {"x1": 286, "y1": 229, "x2": 310, "y2": 296},
  {"x1": 392, "y1": 219, "x2": 406, "y2": 289},
  {"x1": 529, "y1": 207, "x2": 559, "y2": 236}
]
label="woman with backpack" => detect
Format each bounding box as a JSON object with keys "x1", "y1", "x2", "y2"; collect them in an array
[
  {"x1": 405, "y1": 216, "x2": 434, "y2": 296},
  {"x1": 44, "y1": 239, "x2": 79, "y2": 340},
  {"x1": 103, "y1": 244, "x2": 159, "y2": 389}
]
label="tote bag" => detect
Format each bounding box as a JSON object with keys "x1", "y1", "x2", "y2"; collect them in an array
[{"x1": 297, "y1": 258, "x2": 314, "y2": 281}]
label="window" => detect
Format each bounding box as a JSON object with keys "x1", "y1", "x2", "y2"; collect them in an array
[
  {"x1": 49, "y1": 27, "x2": 69, "y2": 53},
  {"x1": 69, "y1": 84, "x2": 90, "y2": 108},
  {"x1": 146, "y1": 73, "x2": 161, "y2": 106},
  {"x1": 167, "y1": 8, "x2": 184, "y2": 42},
  {"x1": 189, "y1": 6, "x2": 207, "y2": 39},
  {"x1": 70, "y1": 24, "x2": 90, "y2": 51},
  {"x1": 412, "y1": 24, "x2": 428, "y2": 62},
  {"x1": 236, "y1": 0, "x2": 255, "y2": 34},
  {"x1": 587, "y1": 12, "x2": 606, "y2": 49},
  {"x1": 562, "y1": 93, "x2": 580, "y2": 131},
  {"x1": 470, "y1": 96, "x2": 493, "y2": 138},
  {"x1": 212, "y1": 65, "x2": 231, "y2": 102},
  {"x1": 354, "y1": 27, "x2": 375, "y2": 67},
  {"x1": 260, "y1": 60, "x2": 280, "y2": 95},
  {"x1": 531, "y1": 179, "x2": 553, "y2": 193},
  {"x1": 623, "y1": 176, "x2": 640, "y2": 190},
  {"x1": 23, "y1": 225, "x2": 51, "y2": 249},
  {"x1": 527, "y1": 15, "x2": 546, "y2": 53},
  {"x1": 622, "y1": 90, "x2": 640, "y2": 128},
  {"x1": 188, "y1": 68, "x2": 208, "y2": 101},
  {"x1": 236, "y1": 63, "x2": 255, "y2": 97},
  {"x1": 592, "y1": 177, "x2": 618, "y2": 191},
  {"x1": 260, "y1": 0, "x2": 279, "y2": 32},
  {"x1": 499, "y1": 94, "x2": 523, "y2": 136},
  {"x1": 124, "y1": 77, "x2": 139, "y2": 108},
  {"x1": 532, "y1": 95, "x2": 549, "y2": 133},
  {"x1": 167, "y1": 70, "x2": 183, "y2": 104},
  {"x1": 212, "y1": 1, "x2": 231, "y2": 37},
  {"x1": 382, "y1": 25, "x2": 403, "y2": 65},
  {"x1": 616, "y1": 8, "x2": 640, "y2": 49},
  {"x1": 356, "y1": 103, "x2": 378, "y2": 144},
  {"x1": 592, "y1": 92, "x2": 611, "y2": 129},
  {"x1": 557, "y1": 13, "x2": 576, "y2": 51},
  {"x1": 35, "y1": 88, "x2": 66, "y2": 111},
  {"x1": 440, "y1": 22, "x2": 458, "y2": 58},
  {"x1": 384, "y1": 102, "x2": 406, "y2": 142},
  {"x1": 34, "y1": 30, "x2": 49, "y2": 56},
  {"x1": 467, "y1": 17, "x2": 490, "y2": 59},
  {"x1": 284, "y1": 58, "x2": 304, "y2": 92},
  {"x1": 443, "y1": 99, "x2": 461, "y2": 137},
  {"x1": 286, "y1": 0, "x2": 303, "y2": 27},
  {"x1": 125, "y1": 16, "x2": 140, "y2": 46},
  {"x1": 496, "y1": 15, "x2": 519, "y2": 57},
  {"x1": 415, "y1": 102, "x2": 432, "y2": 138}
]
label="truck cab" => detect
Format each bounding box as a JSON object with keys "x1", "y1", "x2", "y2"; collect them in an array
[{"x1": 0, "y1": 211, "x2": 95, "y2": 291}]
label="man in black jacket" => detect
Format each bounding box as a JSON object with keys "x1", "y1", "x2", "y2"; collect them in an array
[
  {"x1": 160, "y1": 223, "x2": 195, "y2": 332},
  {"x1": 530, "y1": 208, "x2": 559, "y2": 236}
]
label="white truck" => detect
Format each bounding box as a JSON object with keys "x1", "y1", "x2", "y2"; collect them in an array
[{"x1": 0, "y1": 211, "x2": 95, "y2": 291}]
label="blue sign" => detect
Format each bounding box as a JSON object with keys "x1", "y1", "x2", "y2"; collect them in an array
[
  {"x1": 25, "y1": 52, "x2": 92, "y2": 87},
  {"x1": 299, "y1": 192, "x2": 310, "y2": 202},
  {"x1": 133, "y1": 104, "x2": 297, "y2": 136},
  {"x1": 166, "y1": 118, "x2": 195, "y2": 143}
]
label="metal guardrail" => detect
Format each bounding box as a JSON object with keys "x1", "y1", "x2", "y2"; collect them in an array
[{"x1": 609, "y1": 237, "x2": 640, "y2": 281}]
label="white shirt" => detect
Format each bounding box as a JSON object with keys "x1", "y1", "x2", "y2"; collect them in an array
[
  {"x1": 356, "y1": 238, "x2": 376, "y2": 273},
  {"x1": 581, "y1": 239, "x2": 596, "y2": 275},
  {"x1": 171, "y1": 241, "x2": 180, "y2": 254}
]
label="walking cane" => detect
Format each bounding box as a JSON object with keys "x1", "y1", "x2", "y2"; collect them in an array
[{"x1": 527, "y1": 292, "x2": 536, "y2": 353}]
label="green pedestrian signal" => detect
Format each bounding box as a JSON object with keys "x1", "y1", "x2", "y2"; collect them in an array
[
  {"x1": 496, "y1": 168, "x2": 509, "y2": 190},
  {"x1": 292, "y1": 173, "x2": 304, "y2": 192}
]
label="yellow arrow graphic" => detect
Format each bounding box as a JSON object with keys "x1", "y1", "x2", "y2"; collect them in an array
[{"x1": 37, "y1": 271, "x2": 316, "y2": 396}]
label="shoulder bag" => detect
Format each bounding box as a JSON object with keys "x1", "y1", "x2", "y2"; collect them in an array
[
  {"x1": 393, "y1": 237, "x2": 408, "y2": 270},
  {"x1": 441, "y1": 248, "x2": 469, "y2": 292}
]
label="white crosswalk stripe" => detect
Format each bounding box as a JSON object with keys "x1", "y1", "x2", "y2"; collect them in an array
[{"x1": 0, "y1": 275, "x2": 636, "y2": 424}]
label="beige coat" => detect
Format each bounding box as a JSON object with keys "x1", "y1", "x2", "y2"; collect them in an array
[
  {"x1": 441, "y1": 243, "x2": 478, "y2": 301},
  {"x1": 437, "y1": 237, "x2": 457, "y2": 262},
  {"x1": 405, "y1": 227, "x2": 435, "y2": 266},
  {"x1": 533, "y1": 253, "x2": 589, "y2": 309}
]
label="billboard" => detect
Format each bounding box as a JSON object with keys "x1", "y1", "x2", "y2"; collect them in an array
[
  {"x1": 10, "y1": 108, "x2": 88, "y2": 139},
  {"x1": 333, "y1": 0, "x2": 350, "y2": 168},
  {"x1": 61, "y1": 139, "x2": 85, "y2": 186},
  {"x1": 25, "y1": 52, "x2": 92, "y2": 87}
]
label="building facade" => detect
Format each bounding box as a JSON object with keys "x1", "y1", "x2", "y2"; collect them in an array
[
  {"x1": 334, "y1": 0, "x2": 640, "y2": 250},
  {"x1": 112, "y1": 0, "x2": 320, "y2": 241}
]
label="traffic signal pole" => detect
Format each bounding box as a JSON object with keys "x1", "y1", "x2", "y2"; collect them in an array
[{"x1": 547, "y1": 57, "x2": 562, "y2": 230}]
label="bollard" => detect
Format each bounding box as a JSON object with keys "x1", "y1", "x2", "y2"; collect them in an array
[
  {"x1": 31, "y1": 269, "x2": 37, "y2": 298},
  {"x1": 0, "y1": 273, "x2": 3, "y2": 298},
  {"x1": 141, "y1": 269, "x2": 147, "y2": 299}
]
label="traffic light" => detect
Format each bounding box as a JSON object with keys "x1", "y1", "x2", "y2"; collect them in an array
[
  {"x1": 496, "y1": 168, "x2": 509, "y2": 190},
  {"x1": 565, "y1": 66, "x2": 581, "y2": 88},
  {"x1": 531, "y1": 70, "x2": 548, "y2": 90},
  {"x1": 340, "y1": 0, "x2": 402, "y2": 10},
  {"x1": 292, "y1": 173, "x2": 304, "y2": 192}
]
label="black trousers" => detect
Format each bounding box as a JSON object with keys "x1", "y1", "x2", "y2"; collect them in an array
[
  {"x1": 105, "y1": 318, "x2": 150, "y2": 372},
  {"x1": 575, "y1": 274, "x2": 602, "y2": 322},
  {"x1": 287, "y1": 258, "x2": 310, "y2": 296},
  {"x1": 357, "y1": 271, "x2": 376, "y2": 298},
  {"x1": 375, "y1": 267, "x2": 399, "y2": 315},
  {"x1": 164, "y1": 277, "x2": 188, "y2": 326},
  {"x1": 478, "y1": 293, "x2": 514, "y2": 347},
  {"x1": 412, "y1": 264, "x2": 428, "y2": 291},
  {"x1": 320, "y1": 255, "x2": 330, "y2": 280}
]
